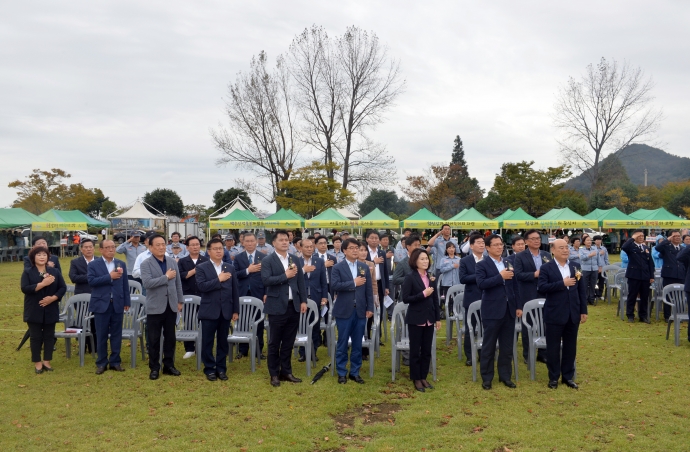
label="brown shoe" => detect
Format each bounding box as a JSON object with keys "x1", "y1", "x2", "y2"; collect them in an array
[
  {"x1": 95, "y1": 366, "x2": 107, "y2": 375},
  {"x1": 270, "y1": 376, "x2": 280, "y2": 387},
  {"x1": 109, "y1": 365, "x2": 125, "y2": 372},
  {"x1": 279, "y1": 373, "x2": 302, "y2": 383}
]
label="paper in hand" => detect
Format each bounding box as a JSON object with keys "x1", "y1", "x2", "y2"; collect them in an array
[
  {"x1": 321, "y1": 306, "x2": 328, "y2": 317},
  {"x1": 383, "y1": 295, "x2": 395, "y2": 309}
]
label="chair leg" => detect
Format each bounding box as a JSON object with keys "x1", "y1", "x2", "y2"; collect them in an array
[
  {"x1": 666, "y1": 320, "x2": 671, "y2": 340},
  {"x1": 89, "y1": 335, "x2": 95, "y2": 358},
  {"x1": 250, "y1": 339, "x2": 256, "y2": 373},
  {"x1": 446, "y1": 320, "x2": 451, "y2": 347},
  {"x1": 79, "y1": 334, "x2": 85, "y2": 367},
  {"x1": 305, "y1": 340, "x2": 311, "y2": 377},
  {"x1": 228, "y1": 343, "x2": 234, "y2": 363},
  {"x1": 391, "y1": 347, "x2": 396, "y2": 382},
  {"x1": 513, "y1": 335, "x2": 519, "y2": 382},
  {"x1": 140, "y1": 335, "x2": 146, "y2": 361},
  {"x1": 471, "y1": 347, "x2": 477, "y2": 382},
  {"x1": 674, "y1": 320, "x2": 680, "y2": 347},
  {"x1": 131, "y1": 338, "x2": 136, "y2": 369},
  {"x1": 65, "y1": 338, "x2": 72, "y2": 359}
]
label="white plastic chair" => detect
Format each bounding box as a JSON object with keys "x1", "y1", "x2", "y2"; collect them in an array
[
  {"x1": 228, "y1": 296, "x2": 265, "y2": 372},
  {"x1": 466, "y1": 300, "x2": 483, "y2": 382},
  {"x1": 121, "y1": 296, "x2": 147, "y2": 368},
  {"x1": 444, "y1": 284, "x2": 464, "y2": 359},
  {"x1": 54, "y1": 294, "x2": 95, "y2": 367},
  {"x1": 391, "y1": 302, "x2": 437, "y2": 382},
  {"x1": 663, "y1": 284, "x2": 687, "y2": 347},
  {"x1": 291, "y1": 299, "x2": 319, "y2": 377}
]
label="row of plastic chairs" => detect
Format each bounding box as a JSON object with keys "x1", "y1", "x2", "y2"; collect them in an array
[{"x1": 0, "y1": 247, "x2": 29, "y2": 263}]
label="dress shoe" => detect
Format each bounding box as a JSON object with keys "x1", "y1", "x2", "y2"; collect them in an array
[
  {"x1": 338, "y1": 376, "x2": 347, "y2": 384},
  {"x1": 362, "y1": 354, "x2": 369, "y2": 361},
  {"x1": 314, "y1": 355, "x2": 319, "y2": 362},
  {"x1": 163, "y1": 367, "x2": 181, "y2": 376},
  {"x1": 548, "y1": 380, "x2": 558, "y2": 389},
  {"x1": 95, "y1": 366, "x2": 107, "y2": 375},
  {"x1": 109, "y1": 364, "x2": 125, "y2": 372},
  {"x1": 279, "y1": 373, "x2": 302, "y2": 383},
  {"x1": 42, "y1": 365, "x2": 54, "y2": 372},
  {"x1": 379, "y1": 341, "x2": 385, "y2": 347},
  {"x1": 270, "y1": 376, "x2": 280, "y2": 387},
  {"x1": 466, "y1": 360, "x2": 472, "y2": 367},
  {"x1": 500, "y1": 379, "x2": 517, "y2": 389},
  {"x1": 640, "y1": 317, "x2": 651, "y2": 324},
  {"x1": 562, "y1": 379, "x2": 579, "y2": 389},
  {"x1": 627, "y1": 317, "x2": 635, "y2": 323},
  {"x1": 482, "y1": 381, "x2": 492, "y2": 390},
  {"x1": 183, "y1": 351, "x2": 196, "y2": 359},
  {"x1": 235, "y1": 353, "x2": 246, "y2": 360},
  {"x1": 414, "y1": 380, "x2": 425, "y2": 392},
  {"x1": 298, "y1": 356, "x2": 306, "y2": 362},
  {"x1": 259, "y1": 354, "x2": 267, "y2": 360},
  {"x1": 35, "y1": 367, "x2": 43, "y2": 375},
  {"x1": 217, "y1": 372, "x2": 228, "y2": 381},
  {"x1": 421, "y1": 380, "x2": 434, "y2": 389},
  {"x1": 149, "y1": 370, "x2": 159, "y2": 380},
  {"x1": 536, "y1": 355, "x2": 548, "y2": 364},
  {"x1": 348, "y1": 374, "x2": 365, "y2": 384},
  {"x1": 205, "y1": 373, "x2": 217, "y2": 382}
]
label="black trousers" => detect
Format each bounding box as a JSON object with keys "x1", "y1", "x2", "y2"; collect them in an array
[
  {"x1": 147, "y1": 303, "x2": 177, "y2": 371},
  {"x1": 201, "y1": 317, "x2": 230, "y2": 375},
  {"x1": 545, "y1": 320, "x2": 579, "y2": 382},
  {"x1": 480, "y1": 309, "x2": 514, "y2": 383},
  {"x1": 662, "y1": 278, "x2": 684, "y2": 320},
  {"x1": 626, "y1": 278, "x2": 651, "y2": 320},
  {"x1": 28, "y1": 322, "x2": 55, "y2": 363},
  {"x1": 365, "y1": 279, "x2": 385, "y2": 354},
  {"x1": 267, "y1": 307, "x2": 300, "y2": 377},
  {"x1": 408, "y1": 324, "x2": 434, "y2": 381},
  {"x1": 596, "y1": 272, "x2": 606, "y2": 298}
]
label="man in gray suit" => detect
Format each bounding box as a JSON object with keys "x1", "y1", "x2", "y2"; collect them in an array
[{"x1": 141, "y1": 234, "x2": 184, "y2": 380}]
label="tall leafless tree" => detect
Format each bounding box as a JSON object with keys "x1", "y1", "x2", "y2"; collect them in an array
[
  {"x1": 553, "y1": 57, "x2": 663, "y2": 193},
  {"x1": 211, "y1": 52, "x2": 302, "y2": 205}
]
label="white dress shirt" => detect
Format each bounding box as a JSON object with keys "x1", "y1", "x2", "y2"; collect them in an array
[
  {"x1": 245, "y1": 251, "x2": 256, "y2": 275},
  {"x1": 556, "y1": 259, "x2": 571, "y2": 290},
  {"x1": 132, "y1": 249, "x2": 152, "y2": 279},
  {"x1": 368, "y1": 247, "x2": 381, "y2": 280},
  {"x1": 211, "y1": 259, "x2": 223, "y2": 276},
  {"x1": 277, "y1": 252, "x2": 293, "y2": 299},
  {"x1": 317, "y1": 252, "x2": 330, "y2": 283}
]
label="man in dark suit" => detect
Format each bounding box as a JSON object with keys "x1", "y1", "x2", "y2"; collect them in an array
[
  {"x1": 331, "y1": 238, "x2": 374, "y2": 384},
  {"x1": 24, "y1": 237, "x2": 61, "y2": 271},
  {"x1": 365, "y1": 231, "x2": 390, "y2": 346},
  {"x1": 195, "y1": 238, "x2": 239, "y2": 381},
  {"x1": 177, "y1": 236, "x2": 209, "y2": 360},
  {"x1": 391, "y1": 235, "x2": 421, "y2": 288},
  {"x1": 261, "y1": 230, "x2": 308, "y2": 387},
  {"x1": 621, "y1": 230, "x2": 655, "y2": 323},
  {"x1": 314, "y1": 235, "x2": 338, "y2": 289},
  {"x1": 676, "y1": 244, "x2": 690, "y2": 342},
  {"x1": 297, "y1": 238, "x2": 327, "y2": 362},
  {"x1": 459, "y1": 233, "x2": 485, "y2": 366},
  {"x1": 475, "y1": 234, "x2": 518, "y2": 390},
  {"x1": 654, "y1": 230, "x2": 686, "y2": 321},
  {"x1": 233, "y1": 232, "x2": 267, "y2": 359},
  {"x1": 537, "y1": 239, "x2": 588, "y2": 389},
  {"x1": 86, "y1": 240, "x2": 131, "y2": 374},
  {"x1": 68, "y1": 239, "x2": 97, "y2": 353},
  {"x1": 514, "y1": 229, "x2": 551, "y2": 364}
]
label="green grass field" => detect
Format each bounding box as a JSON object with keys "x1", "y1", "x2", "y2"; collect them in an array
[{"x1": 1, "y1": 254, "x2": 689, "y2": 451}]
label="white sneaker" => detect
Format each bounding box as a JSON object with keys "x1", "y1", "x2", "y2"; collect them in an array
[{"x1": 183, "y1": 351, "x2": 195, "y2": 359}]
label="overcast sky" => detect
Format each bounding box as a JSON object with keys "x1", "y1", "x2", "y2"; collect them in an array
[{"x1": 2, "y1": 1, "x2": 689, "y2": 214}]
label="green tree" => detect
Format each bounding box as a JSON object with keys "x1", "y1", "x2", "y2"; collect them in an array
[
  {"x1": 275, "y1": 161, "x2": 355, "y2": 218},
  {"x1": 184, "y1": 204, "x2": 211, "y2": 223},
  {"x1": 100, "y1": 200, "x2": 118, "y2": 218},
  {"x1": 446, "y1": 136, "x2": 483, "y2": 211},
  {"x1": 556, "y1": 189, "x2": 589, "y2": 215},
  {"x1": 211, "y1": 188, "x2": 253, "y2": 212},
  {"x1": 8, "y1": 168, "x2": 70, "y2": 214},
  {"x1": 667, "y1": 187, "x2": 690, "y2": 217},
  {"x1": 359, "y1": 189, "x2": 408, "y2": 217},
  {"x1": 143, "y1": 188, "x2": 184, "y2": 217}
]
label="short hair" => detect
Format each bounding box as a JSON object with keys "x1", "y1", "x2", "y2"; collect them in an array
[
  {"x1": 668, "y1": 229, "x2": 680, "y2": 236},
  {"x1": 441, "y1": 224, "x2": 450, "y2": 230},
  {"x1": 149, "y1": 234, "x2": 165, "y2": 246},
  {"x1": 28, "y1": 246, "x2": 50, "y2": 266},
  {"x1": 292, "y1": 237, "x2": 301, "y2": 245},
  {"x1": 683, "y1": 234, "x2": 690, "y2": 242},
  {"x1": 404, "y1": 235, "x2": 421, "y2": 248},
  {"x1": 243, "y1": 232, "x2": 256, "y2": 240},
  {"x1": 32, "y1": 236, "x2": 47, "y2": 246},
  {"x1": 408, "y1": 248, "x2": 430, "y2": 271},
  {"x1": 593, "y1": 235, "x2": 603, "y2": 241},
  {"x1": 80, "y1": 238, "x2": 94, "y2": 248},
  {"x1": 511, "y1": 235, "x2": 525, "y2": 246},
  {"x1": 315, "y1": 236, "x2": 328, "y2": 245},
  {"x1": 207, "y1": 238, "x2": 224, "y2": 250},
  {"x1": 524, "y1": 229, "x2": 540, "y2": 239},
  {"x1": 469, "y1": 233, "x2": 484, "y2": 245},
  {"x1": 444, "y1": 241, "x2": 456, "y2": 255},
  {"x1": 631, "y1": 229, "x2": 644, "y2": 236},
  {"x1": 365, "y1": 230, "x2": 379, "y2": 239},
  {"x1": 211, "y1": 233, "x2": 222, "y2": 240},
  {"x1": 273, "y1": 230, "x2": 289, "y2": 242},
  {"x1": 380, "y1": 234, "x2": 389, "y2": 241},
  {"x1": 186, "y1": 236, "x2": 201, "y2": 246},
  {"x1": 342, "y1": 238, "x2": 360, "y2": 251},
  {"x1": 403, "y1": 228, "x2": 412, "y2": 234},
  {"x1": 485, "y1": 234, "x2": 503, "y2": 247},
  {"x1": 570, "y1": 235, "x2": 580, "y2": 245},
  {"x1": 332, "y1": 236, "x2": 342, "y2": 243},
  {"x1": 171, "y1": 231, "x2": 181, "y2": 238},
  {"x1": 306, "y1": 235, "x2": 316, "y2": 240}
]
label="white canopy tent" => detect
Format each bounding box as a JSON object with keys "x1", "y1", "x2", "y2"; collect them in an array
[
  {"x1": 210, "y1": 197, "x2": 254, "y2": 219},
  {"x1": 109, "y1": 200, "x2": 166, "y2": 231}
]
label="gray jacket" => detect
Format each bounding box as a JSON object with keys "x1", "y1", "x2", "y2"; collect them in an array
[{"x1": 140, "y1": 255, "x2": 184, "y2": 315}]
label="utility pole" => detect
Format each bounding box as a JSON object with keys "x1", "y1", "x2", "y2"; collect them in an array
[{"x1": 644, "y1": 168, "x2": 648, "y2": 187}]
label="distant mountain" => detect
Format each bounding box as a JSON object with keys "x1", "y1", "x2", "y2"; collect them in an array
[{"x1": 565, "y1": 144, "x2": 690, "y2": 193}]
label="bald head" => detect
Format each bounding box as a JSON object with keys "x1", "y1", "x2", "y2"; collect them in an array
[{"x1": 551, "y1": 239, "x2": 569, "y2": 263}]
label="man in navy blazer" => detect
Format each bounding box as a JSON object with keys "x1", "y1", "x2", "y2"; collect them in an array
[
  {"x1": 177, "y1": 236, "x2": 208, "y2": 359},
  {"x1": 459, "y1": 233, "x2": 485, "y2": 365},
  {"x1": 195, "y1": 238, "x2": 239, "y2": 381},
  {"x1": 330, "y1": 238, "x2": 374, "y2": 384},
  {"x1": 314, "y1": 236, "x2": 338, "y2": 293},
  {"x1": 297, "y1": 238, "x2": 328, "y2": 361},
  {"x1": 514, "y1": 229, "x2": 550, "y2": 364},
  {"x1": 233, "y1": 232, "x2": 267, "y2": 359},
  {"x1": 621, "y1": 230, "x2": 655, "y2": 323},
  {"x1": 87, "y1": 239, "x2": 131, "y2": 374},
  {"x1": 537, "y1": 239, "x2": 588, "y2": 389},
  {"x1": 261, "y1": 230, "x2": 308, "y2": 387},
  {"x1": 475, "y1": 234, "x2": 518, "y2": 390},
  {"x1": 655, "y1": 230, "x2": 686, "y2": 321},
  {"x1": 69, "y1": 239, "x2": 98, "y2": 353}
]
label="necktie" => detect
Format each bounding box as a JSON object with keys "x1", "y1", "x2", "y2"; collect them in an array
[{"x1": 248, "y1": 254, "x2": 253, "y2": 264}]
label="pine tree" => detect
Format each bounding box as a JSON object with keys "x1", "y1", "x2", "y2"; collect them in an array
[
  {"x1": 445, "y1": 135, "x2": 483, "y2": 211},
  {"x1": 451, "y1": 135, "x2": 466, "y2": 166}
]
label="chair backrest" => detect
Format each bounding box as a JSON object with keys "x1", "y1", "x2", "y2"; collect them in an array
[
  {"x1": 65, "y1": 294, "x2": 92, "y2": 329},
  {"x1": 130, "y1": 294, "x2": 148, "y2": 317},
  {"x1": 122, "y1": 299, "x2": 144, "y2": 330},
  {"x1": 603, "y1": 265, "x2": 619, "y2": 281},
  {"x1": 234, "y1": 296, "x2": 264, "y2": 333},
  {"x1": 467, "y1": 300, "x2": 483, "y2": 343},
  {"x1": 128, "y1": 280, "x2": 143, "y2": 295},
  {"x1": 390, "y1": 302, "x2": 409, "y2": 344},
  {"x1": 297, "y1": 299, "x2": 319, "y2": 335},
  {"x1": 611, "y1": 262, "x2": 622, "y2": 267},
  {"x1": 179, "y1": 295, "x2": 201, "y2": 331},
  {"x1": 613, "y1": 271, "x2": 626, "y2": 286},
  {"x1": 662, "y1": 284, "x2": 687, "y2": 315},
  {"x1": 446, "y1": 284, "x2": 464, "y2": 318},
  {"x1": 521, "y1": 298, "x2": 546, "y2": 339}
]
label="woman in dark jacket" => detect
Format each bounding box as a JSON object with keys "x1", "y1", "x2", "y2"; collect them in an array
[
  {"x1": 21, "y1": 246, "x2": 66, "y2": 374},
  {"x1": 401, "y1": 248, "x2": 441, "y2": 392}
]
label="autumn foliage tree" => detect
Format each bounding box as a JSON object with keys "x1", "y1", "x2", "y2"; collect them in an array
[{"x1": 401, "y1": 165, "x2": 456, "y2": 217}]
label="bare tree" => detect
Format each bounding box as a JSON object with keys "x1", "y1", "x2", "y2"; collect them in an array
[
  {"x1": 211, "y1": 51, "x2": 302, "y2": 205},
  {"x1": 554, "y1": 57, "x2": 663, "y2": 193}
]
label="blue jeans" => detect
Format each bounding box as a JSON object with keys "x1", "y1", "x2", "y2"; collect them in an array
[
  {"x1": 335, "y1": 309, "x2": 366, "y2": 377},
  {"x1": 94, "y1": 302, "x2": 124, "y2": 368}
]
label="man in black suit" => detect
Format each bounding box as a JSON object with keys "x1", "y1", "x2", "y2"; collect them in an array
[
  {"x1": 261, "y1": 230, "x2": 308, "y2": 387},
  {"x1": 314, "y1": 235, "x2": 338, "y2": 288},
  {"x1": 475, "y1": 234, "x2": 518, "y2": 390},
  {"x1": 297, "y1": 238, "x2": 328, "y2": 362},
  {"x1": 24, "y1": 237, "x2": 61, "y2": 271},
  {"x1": 365, "y1": 230, "x2": 389, "y2": 347},
  {"x1": 514, "y1": 229, "x2": 551, "y2": 364},
  {"x1": 177, "y1": 236, "x2": 209, "y2": 360},
  {"x1": 537, "y1": 239, "x2": 588, "y2": 389},
  {"x1": 459, "y1": 233, "x2": 485, "y2": 366},
  {"x1": 654, "y1": 230, "x2": 686, "y2": 321},
  {"x1": 621, "y1": 230, "x2": 655, "y2": 323},
  {"x1": 68, "y1": 239, "x2": 97, "y2": 353},
  {"x1": 233, "y1": 232, "x2": 267, "y2": 359}
]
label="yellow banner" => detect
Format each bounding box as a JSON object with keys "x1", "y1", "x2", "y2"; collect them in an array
[
  {"x1": 401, "y1": 220, "x2": 445, "y2": 229},
  {"x1": 355, "y1": 220, "x2": 400, "y2": 228},
  {"x1": 602, "y1": 219, "x2": 690, "y2": 228},
  {"x1": 503, "y1": 220, "x2": 599, "y2": 229},
  {"x1": 305, "y1": 219, "x2": 352, "y2": 228},
  {"x1": 262, "y1": 220, "x2": 302, "y2": 228},
  {"x1": 446, "y1": 220, "x2": 499, "y2": 230},
  {"x1": 210, "y1": 220, "x2": 263, "y2": 229},
  {"x1": 32, "y1": 222, "x2": 87, "y2": 231}
]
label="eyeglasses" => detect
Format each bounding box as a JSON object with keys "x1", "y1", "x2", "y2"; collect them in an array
[
  {"x1": 345, "y1": 246, "x2": 360, "y2": 251},
  {"x1": 527, "y1": 236, "x2": 541, "y2": 241}
]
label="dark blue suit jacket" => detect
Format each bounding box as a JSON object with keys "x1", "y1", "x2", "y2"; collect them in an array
[
  {"x1": 537, "y1": 260, "x2": 587, "y2": 325},
  {"x1": 24, "y1": 255, "x2": 61, "y2": 272},
  {"x1": 622, "y1": 238, "x2": 655, "y2": 281},
  {"x1": 330, "y1": 259, "x2": 374, "y2": 320},
  {"x1": 459, "y1": 255, "x2": 482, "y2": 308},
  {"x1": 261, "y1": 252, "x2": 308, "y2": 316},
  {"x1": 178, "y1": 254, "x2": 209, "y2": 296},
  {"x1": 505, "y1": 254, "x2": 522, "y2": 309},
  {"x1": 69, "y1": 256, "x2": 93, "y2": 295},
  {"x1": 514, "y1": 250, "x2": 551, "y2": 307},
  {"x1": 298, "y1": 255, "x2": 328, "y2": 302},
  {"x1": 315, "y1": 252, "x2": 338, "y2": 286},
  {"x1": 654, "y1": 239, "x2": 686, "y2": 280},
  {"x1": 87, "y1": 258, "x2": 131, "y2": 314},
  {"x1": 676, "y1": 246, "x2": 690, "y2": 291},
  {"x1": 234, "y1": 250, "x2": 266, "y2": 299},
  {"x1": 475, "y1": 257, "x2": 516, "y2": 320},
  {"x1": 366, "y1": 247, "x2": 389, "y2": 291},
  {"x1": 195, "y1": 260, "x2": 239, "y2": 321}
]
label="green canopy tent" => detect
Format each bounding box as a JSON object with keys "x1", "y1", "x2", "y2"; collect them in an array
[
  {"x1": 446, "y1": 207, "x2": 498, "y2": 229},
  {"x1": 305, "y1": 208, "x2": 352, "y2": 228},
  {"x1": 493, "y1": 209, "x2": 514, "y2": 223},
  {"x1": 401, "y1": 208, "x2": 444, "y2": 229},
  {"x1": 497, "y1": 207, "x2": 536, "y2": 229},
  {"x1": 0, "y1": 208, "x2": 44, "y2": 228},
  {"x1": 263, "y1": 208, "x2": 304, "y2": 228},
  {"x1": 209, "y1": 208, "x2": 263, "y2": 228},
  {"x1": 358, "y1": 208, "x2": 399, "y2": 228},
  {"x1": 504, "y1": 207, "x2": 598, "y2": 229},
  {"x1": 583, "y1": 207, "x2": 643, "y2": 229},
  {"x1": 39, "y1": 209, "x2": 109, "y2": 228},
  {"x1": 629, "y1": 208, "x2": 690, "y2": 228}
]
